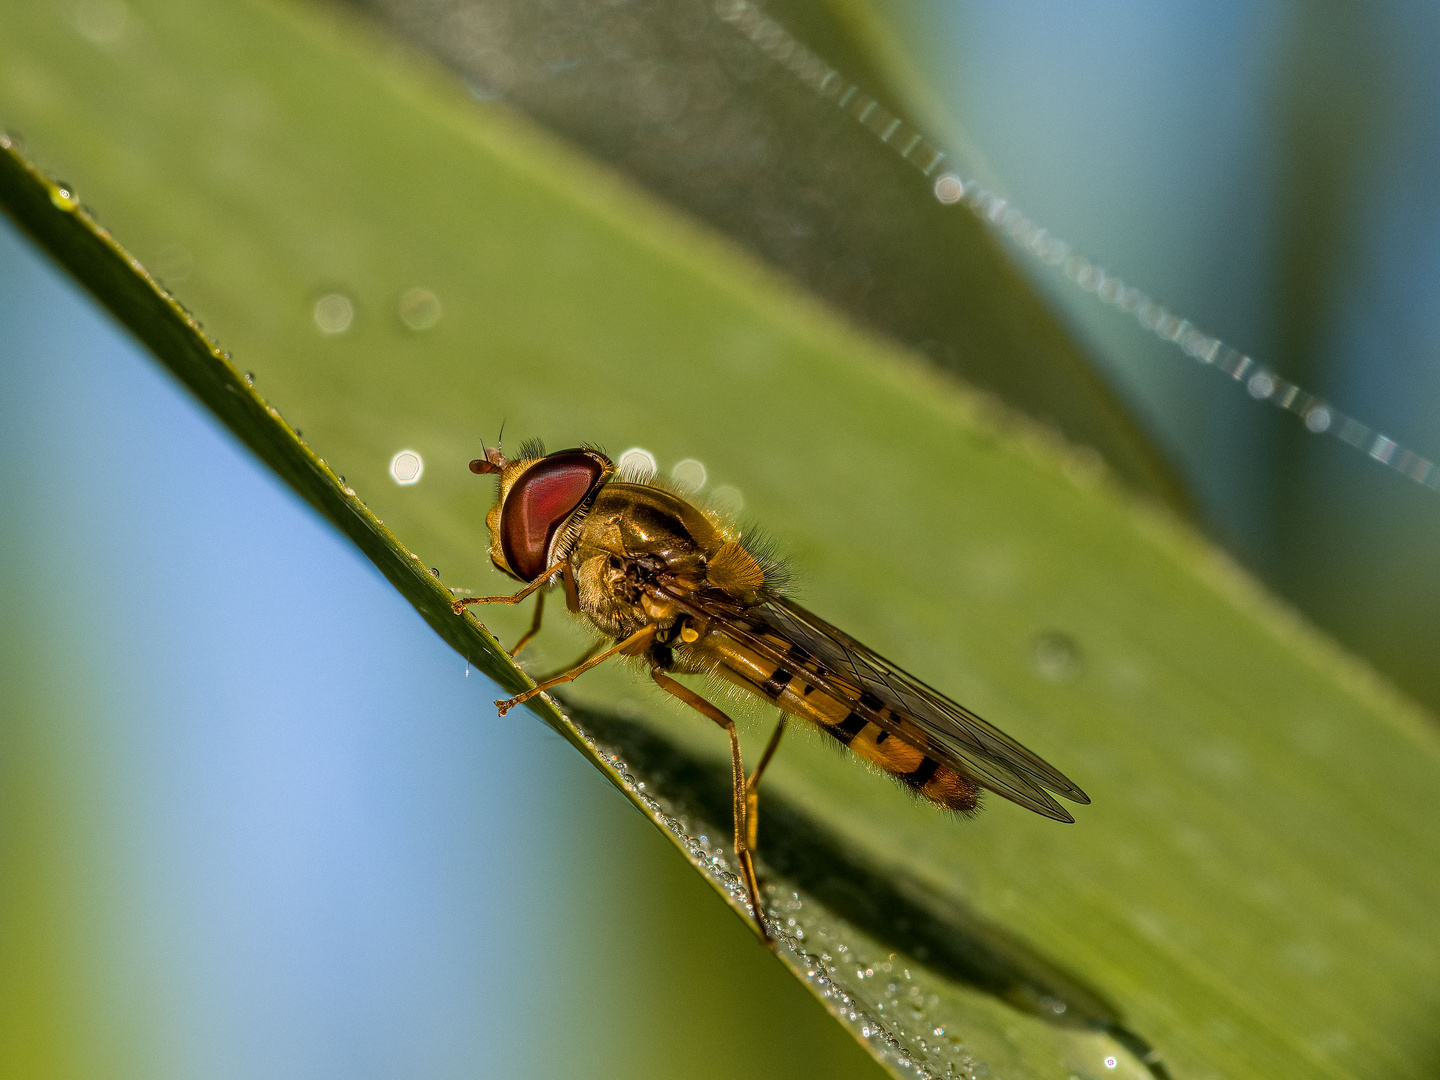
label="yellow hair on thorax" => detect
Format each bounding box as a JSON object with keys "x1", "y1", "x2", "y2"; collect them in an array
[{"x1": 706, "y1": 540, "x2": 766, "y2": 599}]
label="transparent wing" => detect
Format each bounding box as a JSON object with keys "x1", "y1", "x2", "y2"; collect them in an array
[
  {"x1": 765, "y1": 595, "x2": 1090, "y2": 803},
  {"x1": 661, "y1": 583, "x2": 1089, "y2": 822}
]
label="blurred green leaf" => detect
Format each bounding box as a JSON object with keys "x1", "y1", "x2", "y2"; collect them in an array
[
  {"x1": 0, "y1": 520, "x2": 138, "y2": 1080},
  {"x1": 338, "y1": 0, "x2": 1190, "y2": 511},
  {"x1": 0, "y1": 632, "x2": 85, "y2": 1080},
  {"x1": 3, "y1": 2, "x2": 1440, "y2": 1079}
]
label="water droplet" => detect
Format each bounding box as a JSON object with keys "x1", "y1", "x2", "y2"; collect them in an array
[
  {"x1": 49, "y1": 183, "x2": 79, "y2": 211},
  {"x1": 933, "y1": 173, "x2": 965, "y2": 204},
  {"x1": 398, "y1": 287, "x2": 442, "y2": 331},
  {"x1": 429, "y1": 567, "x2": 440, "y2": 577},
  {"x1": 618, "y1": 446, "x2": 657, "y2": 477},
  {"x1": 1104, "y1": 1056, "x2": 1117, "y2": 1069},
  {"x1": 1246, "y1": 371, "x2": 1276, "y2": 399},
  {"x1": 671, "y1": 457, "x2": 708, "y2": 492},
  {"x1": 244, "y1": 372, "x2": 255, "y2": 386},
  {"x1": 390, "y1": 449, "x2": 424, "y2": 485},
  {"x1": 1305, "y1": 405, "x2": 1333, "y2": 433},
  {"x1": 1032, "y1": 631, "x2": 1081, "y2": 682},
  {"x1": 74, "y1": 0, "x2": 130, "y2": 47},
  {"x1": 313, "y1": 292, "x2": 354, "y2": 334}
]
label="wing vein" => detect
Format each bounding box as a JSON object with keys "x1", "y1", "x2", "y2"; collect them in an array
[{"x1": 655, "y1": 581, "x2": 1088, "y2": 820}]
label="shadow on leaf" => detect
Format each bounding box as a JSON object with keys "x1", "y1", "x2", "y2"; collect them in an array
[{"x1": 564, "y1": 699, "x2": 1170, "y2": 1079}]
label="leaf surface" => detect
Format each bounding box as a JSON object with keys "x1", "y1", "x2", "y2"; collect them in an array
[{"x1": 3, "y1": 3, "x2": 1440, "y2": 1078}]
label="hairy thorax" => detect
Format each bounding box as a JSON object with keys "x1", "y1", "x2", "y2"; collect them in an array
[{"x1": 568, "y1": 483, "x2": 725, "y2": 647}]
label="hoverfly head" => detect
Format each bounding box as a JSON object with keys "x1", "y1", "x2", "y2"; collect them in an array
[{"x1": 477, "y1": 441, "x2": 615, "y2": 582}]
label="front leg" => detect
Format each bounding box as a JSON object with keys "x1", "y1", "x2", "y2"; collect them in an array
[{"x1": 450, "y1": 564, "x2": 563, "y2": 617}]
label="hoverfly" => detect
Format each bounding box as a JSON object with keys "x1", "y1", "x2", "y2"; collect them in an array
[{"x1": 454, "y1": 440, "x2": 1089, "y2": 944}]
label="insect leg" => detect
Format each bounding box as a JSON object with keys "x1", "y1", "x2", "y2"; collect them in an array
[
  {"x1": 508, "y1": 591, "x2": 545, "y2": 657},
  {"x1": 744, "y1": 714, "x2": 788, "y2": 853},
  {"x1": 495, "y1": 624, "x2": 658, "y2": 716},
  {"x1": 450, "y1": 563, "x2": 563, "y2": 616},
  {"x1": 650, "y1": 669, "x2": 772, "y2": 947},
  {"x1": 533, "y1": 639, "x2": 605, "y2": 684}
]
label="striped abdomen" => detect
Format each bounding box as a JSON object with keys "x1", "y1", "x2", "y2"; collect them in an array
[{"x1": 704, "y1": 633, "x2": 980, "y2": 813}]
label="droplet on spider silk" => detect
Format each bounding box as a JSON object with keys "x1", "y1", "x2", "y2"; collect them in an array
[{"x1": 932, "y1": 173, "x2": 965, "y2": 204}]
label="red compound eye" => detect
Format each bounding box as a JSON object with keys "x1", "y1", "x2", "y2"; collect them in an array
[{"x1": 499, "y1": 450, "x2": 606, "y2": 581}]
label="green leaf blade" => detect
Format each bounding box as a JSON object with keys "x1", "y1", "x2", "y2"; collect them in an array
[{"x1": 4, "y1": 3, "x2": 1440, "y2": 1077}]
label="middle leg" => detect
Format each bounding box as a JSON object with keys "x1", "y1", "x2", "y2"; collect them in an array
[
  {"x1": 508, "y1": 590, "x2": 545, "y2": 657},
  {"x1": 496, "y1": 623, "x2": 657, "y2": 716},
  {"x1": 533, "y1": 639, "x2": 606, "y2": 684}
]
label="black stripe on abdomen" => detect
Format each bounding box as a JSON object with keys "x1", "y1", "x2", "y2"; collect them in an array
[
  {"x1": 901, "y1": 757, "x2": 941, "y2": 789},
  {"x1": 761, "y1": 667, "x2": 793, "y2": 698},
  {"x1": 829, "y1": 710, "x2": 868, "y2": 745}
]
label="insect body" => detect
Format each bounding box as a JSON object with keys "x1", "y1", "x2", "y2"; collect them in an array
[{"x1": 455, "y1": 441, "x2": 1089, "y2": 944}]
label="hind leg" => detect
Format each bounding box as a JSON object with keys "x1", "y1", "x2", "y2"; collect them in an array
[
  {"x1": 650, "y1": 669, "x2": 772, "y2": 947},
  {"x1": 745, "y1": 714, "x2": 787, "y2": 852}
]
